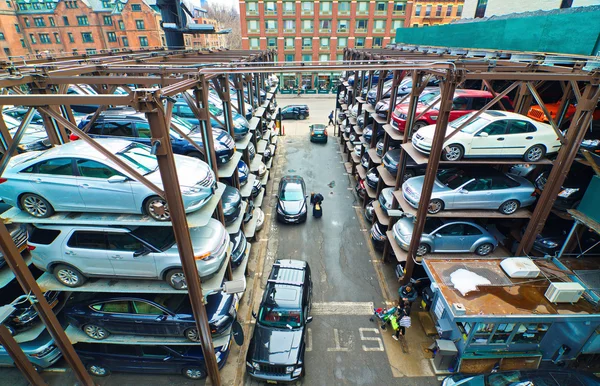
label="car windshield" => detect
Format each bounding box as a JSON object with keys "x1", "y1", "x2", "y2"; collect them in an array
[
  {"x1": 420, "y1": 91, "x2": 440, "y2": 105},
  {"x1": 208, "y1": 104, "x2": 223, "y2": 116},
  {"x1": 2, "y1": 114, "x2": 21, "y2": 129},
  {"x1": 450, "y1": 114, "x2": 491, "y2": 134},
  {"x1": 171, "y1": 115, "x2": 196, "y2": 136},
  {"x1": 131, "y1": 227, "x2": 175, "y2": 251},
  {"x1": 437, "y1": 169, "x2": 472, "y2": 190},
  {"x1": 116, "y1": 143, "x2": 158, "y2": 175},
  {"x1": 258, "y1": 307, "x2": 303, "y2": 329},
  {"x1": 281, "y1": 184, "x2": 304, "y2": 201},
  {"x1": 312, "y1": 125, "x2": 326, "y2": 132}
]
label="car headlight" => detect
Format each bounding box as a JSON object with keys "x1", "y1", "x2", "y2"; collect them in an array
[
  {"x1": 277, "y1": 206, "x2": 285, "y2": 215},
  {"x1": 558, "y1": 188, "x2": 579, "y2": 198},
  {"x1": 182, "y1": 186, "x2": 202, "y2": 194},
  {"x1": 430, "y1": 115, "x2": 438, "y2": 121},
  {"x1": 286, "y1": 366, "x2": 295, "y2": 374},
  {"x1": 252, "y1": 361, "x2": 260, "y2": 370},
  {"x1": 300, "y1": 204, "x2": 307, "y2": 213},
  {"x1": 542, "y1": 240, "x2": 559, "y2": 248},
  {"x1": 292, "y1": 367, "x2": 302, "y2": 377}
]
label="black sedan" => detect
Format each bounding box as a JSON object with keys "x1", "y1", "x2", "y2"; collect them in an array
[
  {"x1": 366, "y1": 167, "x2": 380, "y2": 189},
  {"x1": 64, "y1": 293, "x2": 238, "y2": 341},
  {"x1": 222, "y1": 185, "x2": 242, "y2": 225},
  {"x1": 531, "y1": 213, "x2": 600, "y2": 256},
  {"x1": 535, "y1": 162, "x2": 594, "y2": 212},
  {"x1": 276, "y1": 175, "x2": 308, "y2": 223},
  {"x1": 382, "y1": 148, "x2": 428, "y2": 182},
  {"x1": 278, "y1": 105, "x2": 309, "y2": 120},
  {"x1": 230, "y1": 229, "x2": 248, "y2": 269}
]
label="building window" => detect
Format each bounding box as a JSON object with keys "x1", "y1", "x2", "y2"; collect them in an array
[
  {"x1": 33, "y1": 17, "x2": 45, "y2": 27},
  {"x1": 338, "y1": 1, "x2": 350, "y2": 14},
  {"x1": 118, "y1": 20, "x2": 125, "y2": 30},
  {"x1": 63, "y1": 16, "x2": 69, "y2": 26},
  {"x1": 391, "y1": 20, "x2": 402, "y2": 32},
  {"x1": 139, "y1": 36, "x2": 148, "y2": 46},
  {"x1": 81, "y1": 32, "x2": 93, "y2": 43},
  {"x1": 107, "y1": 32, "x2": 117, "y2": 42},
  {"x1": 18, "y1": 2, "x2": 24, "y2": 9},
  {"x1": 302, "y1": 37, "x2": 311, "y2": 49},
  {"x1": 3, "y1": 48, "x2": 9, "y2": 56},
  {"x1": 357, "y1": 1, "x2": 369, "y2": 15},
  {"x1": 45, "y1": 2, "x2": 52, "y2": 9},
  {"x1": 24, "y1": 18, "x2": 30, "y2": 27},
  {"x1": 475, "y1": 0, "x2": 488, "y2": 18},
  {"x1": 355, "y1": 19, "x2": 368, "y2": 32},
  {"x1": 355, "y1": 37, "x2": 365, "y2": 48},
  {"x1": 511, "y1": 323, "x2": 550, "y2": 345},
  {"x1": 284, "y1": 37, "x2": 294, "y2": 49},
  {"x1": 49, "y1": 17, "x2": 55, "y2": 26},
  {"x1": 285, "y1": 54, "x2": 294, "y2": 62},
  {"x1": 320, "y1": 1, "x2": 332, "y2": 14},
  {"x1": 14, "y1": 24, "x2": 20, "y2": 32},
  {"x1": 77, "y1": 16, "x2": 89, "y2": 26},
  {"x1": 265, "y1": 20, "x2": 277, "y2": 32},
  {"x1": 39, "y1": 33, "x2": 51, "y2": 44},
  {"x1": 560, "y1": 0, "x2": 573, "y2": 8},
  {"x1": 68, "y1": 33, "x2": 74, "y2": 43},
  {"x1": 249, "y1": 37, "x2": 260, "y2": 49},
  {"x1": 302, "y1": 54, "x2": 311, "y2": 62},
  {"x1": 246, "y1": 1, "x2": 258, "y2": 15},
  {"x1": 374, "y1": 20, "x2": 386, "y2": 31},
  {"x1": 283, "y1": 1, "x2": 294, "y2": 14},
  {"x1": 29, "y1": 33, "x2": 37, "y2": 44},
  {"x1": 425, "y1": 5, "x2": 431, "y2": 16},
  {"x1": 338, "y1": 37, "x2": 347, "y2": 48},
  {"x1": 122, "y1": 37, "x2": 129, "y2": 46},
  {"x1": 436, "y1": 5, "x2": 442, "y2": 17},
  {"x1": 267, "y1": 37, "x2": 276, "y2": 48},
  {"x1": 373, "y1": 37, "x2": 383, "y2": 48},
  {"x1": 102, "y1": 0, "x2": 109, "y2": 7},
  {"x1": 319, "y1": 20, "x2": 331, "y2": 32},
  {"x1": 393, "y1": 1, "x2": 405, "y2": 14},
  {"x1": 0, "y1": 33, "x2": 4, "y2": 41},
  {"x1": 135, "y1": 20, "x2": 145, "y2": 30},
  {"x1": 415, "y1": 5, "x2": 421, "y2": 17},
  {"x1": 247, "y1": 20, "x2": 259, "y2": 32},
  {"x1": 6, "y1": 0, "x2": 11, "y2": 7},
  {"x1": 264, "y1": 1, "x2": 276, "y2": 14},
  {"x1": 336, "y1": 54, "x2": 343, "y2": 61},
  {"x1": 319, "y1": 54, "x2": 329, "y2": 62},
  {"x1": 446, "y1": 5, "x2": 453, "y2": 16},
  {"x1": 32, "y1": 3, "x2": 40, "y2": 9},
  {"x1": 320, "y1": 37, "x2": 329, "y2": 48},
  {"x1": 54, "y1": 32, "x2": 60, "y2": 43},
  {"x1": 457, "y1": 5, "x2": 463, "y2": 16},
  {"x1": 338, "y1": 20, "x2": 349, "y2": 32},
  {"x1": 103, "y1": 16, "x2": 112, "y2": 25},
  {"x1": 283, "y1": 19, "x2": 295, "y2": 32},
  {"x1": 301, "y1": 1, "x2": 313, "y2": 14},
  {"x1": 375, "y1": 1, "x2": 387, "y2": 14},
  {"x1": 131, "y1": 3, "x2": 141, "y2": 11},
  {"x1": 302, "y1": 19, "x2": 313, "y2": 32},
  {"x1": 86, "y1": 48, "x2": 96, "y2": 54},
  {"x1": 20, "y1": 39, "x2": 26, "y2": 47}
]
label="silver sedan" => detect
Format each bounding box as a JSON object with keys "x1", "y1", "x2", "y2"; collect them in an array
[
  {"x1": 0, "y1": 138, "x2": 216, "y2": 221},
  {"x1": 402, "y1": 167, "x2": 536, "y2": 215},
  {"x1": 393, "y1": 217, "x2": 498, "y2": 256}
]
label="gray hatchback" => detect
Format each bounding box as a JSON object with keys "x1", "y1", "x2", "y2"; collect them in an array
[{"x1": 28, "y1": 219, "x2": 229, "y2": 290}]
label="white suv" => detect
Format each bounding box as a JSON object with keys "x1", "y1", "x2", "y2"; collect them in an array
[
  {"x1": 412, "y1": 111, "x2": 561, "y2": 162},
  {"x1": 28, "y1": 219, "x2": 229, "y2": 290}
]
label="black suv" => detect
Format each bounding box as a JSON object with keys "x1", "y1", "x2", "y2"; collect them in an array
[
  {"x1": 246, "y1": 259, "x2": 313, "y2": 383},
  {"x1": 278, "y1": 105, "x2": 309, "y2": 120}
]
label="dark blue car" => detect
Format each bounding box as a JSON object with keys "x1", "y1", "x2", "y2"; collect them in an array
[
  {"x1": 75, "y1": 340, "x2": 231, "y2": 379},
  {"x1": 76, "y1": 108, "x2": 235, "y2": 165},
  {"x1": 348, "y1": 70, "x2": 393, "y2": 86},
  {"x1": 64, "y1": 293, "x2": 238, "y2": 342},
  {"x1": 172, "y1": 101, "x2": 250, "y2": 140}
]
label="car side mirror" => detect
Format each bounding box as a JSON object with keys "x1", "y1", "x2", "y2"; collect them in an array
[
  {"x1": 459, "y1": 188, "x2": 468, "y2": 194},
  {"x1": 163, "y1": 356, "x2": 172, "y2": 362},
  {"x1": 108, "y1": 175, "x2": 128, "y2": 183},
  {"x1": 252, "y1": 311, "x2": 257, "y2": 319},
  {"x1": 133, "y1": 248, "x2": 149, "y2": 257},
  {"x1": 306, "y1": 316, "x2": 313, "y2": 324},
  {"x1": 477, "y1": 132, "x2": 489, "y2": 138},
  {"x1": 155, "y1": 315, "x2": 168, "y2": 322},
  {"x1": 434, "y1": 233, "x2": 442, "y2": 238}
]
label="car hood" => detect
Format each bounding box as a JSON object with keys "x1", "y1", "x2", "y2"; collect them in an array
[
  {"x1": 250, "y1": 324, "x2": 303, "y2": 365},
  {"x1": 144, "y1": 155, "x2": 212, "y2": 188},
  {"x1": 222, "y1": 185, "x2": 242, "y2": 212},
  {"x1": 279, "y1": 199, "x2": 305, "y2": 215},
  {"x1": 393, "y1": 217, "x2": 415, "y2": 239},
  {"x1": 396, "y1": 102, "x2": 429, "y2": 115},
  {"x1": 404, "y1": 175, "x2": 450, "y2": 196},
  {"x1": 442, "y1": 374, "x2": 485, "y2": 386},
  {"x1": 165, "y1": 218, "x2": 227, "y2": 256},
  {"x1": 414, "y1": 123, "x2": 455, "y2": 142}
]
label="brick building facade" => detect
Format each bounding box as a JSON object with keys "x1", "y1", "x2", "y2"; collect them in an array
[{"x1": 408, "y1": 0, "x2": 465, "y2": 27}]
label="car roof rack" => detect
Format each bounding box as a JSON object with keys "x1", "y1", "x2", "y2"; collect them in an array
[
  {"x1": 267, "y1": 279, "x2": 303, "y2": 287},
  {"x1": 272, "y1": 262, "x2": 304, "y2": 270}
]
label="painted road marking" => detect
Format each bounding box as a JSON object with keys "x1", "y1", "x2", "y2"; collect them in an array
[
  {"x1": 306, "y1": 328, "x2": 313, "y2": 352},
  {"x1": 359, "y1": 328, "x2": 384, "y2": 352},
  {"x1": 311, "y1": 302, "x2": 374, "y2": 316},
  {"x1": 327, "y1": 328, "x2": 350, "y2": 352}
]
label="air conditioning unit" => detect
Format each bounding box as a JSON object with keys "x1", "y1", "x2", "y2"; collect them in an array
[
  {"x1": 500, "y1": 257, "x2": 540, "y2": 278},
  {"x1": 545, "y1": 282, "x2": 585, "y2": 303}
]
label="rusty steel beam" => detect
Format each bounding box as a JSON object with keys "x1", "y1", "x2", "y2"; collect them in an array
[
  {"x1": 517, "y1": 84, "x2": 600, "y2": 255},
  {"x1": 482, "y1": 80, "x2": 507, "y2": 111},
  {"x1": 0, "y1": 94, "x2": 132, "y2": 106},
  {"x1": 144, "y1": 102, "x2": 222, "y2": 386},
  {"x1": 0, "y1": 223, "x2": 95, "y2": 386},
  {"x1": 41, "y1": 76, "x2": 186, "y2": 86},
  {"x1": 402, "y1": 71, "x2": 459, "y2": 285},
  {"x1": 526, "y1": 82, "x2": 567, "y2": 145}
]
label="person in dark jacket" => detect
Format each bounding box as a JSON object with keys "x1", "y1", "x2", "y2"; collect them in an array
[
  {"x1": 328, "y1": 111, "x2": 334, "y2": 126},
  {"x1": 398, "y1": 284, "x2": 418, "y2": 304},
  {"x1": 393, "y1": 300, "x2": 411, "y2": 340},
  {"x1": 311, "y1": 192, "x2": 324, "y2": 218}
]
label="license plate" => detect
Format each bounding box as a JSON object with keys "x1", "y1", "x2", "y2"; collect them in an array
[{"x1": 267, "y1": 381, "x2": 277, "y2": 384}]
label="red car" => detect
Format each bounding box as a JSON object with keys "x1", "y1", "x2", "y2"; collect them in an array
[{"x1": 390, "y1": 89, "x2": 513, "y2": 132}]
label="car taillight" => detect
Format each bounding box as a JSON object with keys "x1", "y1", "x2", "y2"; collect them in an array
[
  {"x1": 69, "y1": 133, "x2": 80, "y2": 141},
  {"x1": 27, "y1": 245, "x2": 36, "y2": 251},
  {"x1": 324, "y1": 129, "x2": 328, "y2": 136},
  {"x1": 531, "y1": 191, "x2": 538, "y2": 197},
  {"x1": 0, "y1": 178, "x2": 6, "y2": 184}
]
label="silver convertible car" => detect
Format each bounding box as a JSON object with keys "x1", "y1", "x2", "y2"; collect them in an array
[
  {"x1": 393, "y1": 217, "x2": 498, "y2": 256},
  {"x1": 402, "y1": 167, "x2": 536, "y2": 215},
  {"x1": 0, "y1": 139, "x2": 216, "y2": 221}
]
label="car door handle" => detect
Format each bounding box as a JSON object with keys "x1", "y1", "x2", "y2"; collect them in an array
[
  {"x1": 110, "y1": 255, "x2": 123, "y2": 259},
  {"x1": 497, "y1": 137, "x2": 505, "y2": 141},
  {"x1": 64, "y1": 251, "x2": 75, "y2": 256},
  {"x1": 79, "y1": 184, "x2": 89, "y2": 189},
  {"x1": 134, "y1": 320, "x2": 144, "y2": 324},
  {"x1": 34, "y1": 178, "x2": 42, "y2": 183},
  {"x1": 526, "y1": 136, "x2": 533, "y2": 140}
]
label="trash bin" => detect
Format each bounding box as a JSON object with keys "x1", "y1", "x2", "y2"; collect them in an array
[{"x1": 433, "y1": 339, "x2": 458, "y2": 371}]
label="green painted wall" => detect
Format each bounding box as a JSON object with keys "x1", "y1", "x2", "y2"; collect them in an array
[{"x1": 395, "y1": 10, "x2": 600, "y2": 56}]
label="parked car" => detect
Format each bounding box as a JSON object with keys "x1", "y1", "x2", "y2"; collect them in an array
[
  {"x1": 376, "y1": 137, "x2": 401, "y2": 158},
  {"x1": 379, "y1": 188, "x2": 394, "y2": 215},
  {"x1": 309, "y1": 124, "x2": 328, "y2": 143},
  {"x1": 370, "y1": 221, "x2": 388, "y2": 251},
  {"x1": 364, "y1": 200, "x2": 375, "y2": 222},
  {"x1": 402, "y1": 166, "x2": 537, "y2": 215},
  {"x1": 222, "y1": 185, "x2": 242, "y2": 225},
  {"x1": 367, "y1": 77, "x2": 440, "y2": 106},
  {"x1": 65, "y1": 292, "x2": 237, "y2": 341},
  {"x1": 230, "y1": 229, "x2": 248, "y2": 268},
  {"x1": 531, "y1": 213, "x2": 600, "y2": 256},
  {"x1": 393, "y1": 217, "x2": 498, "y2": 256},
  {"x1": 255, "y1": 208, "x2": 265, "y2": 231},
  {"x1": 1, "y1": 114, "x2": 50, "y2": 154},
  {"x1": 442, "y1": 370, "x2": 600, "y2": 386},
  {"x1": 527, "y1": 102, "x2": 600, "y2": 126},
  {"x1": 76, "y1": 340, "x2": 231, "y2": 379},
  {"x1": 251, "y1": 177, "x2": 262, "y2": 198},
  {"x1": 0, "y1": 329, "x2": 62, "y2": 370},
  {"x1": 76, "y1": 108, "x2": 236, "y2": 165},
  {"x1": 376, "y1": 88, "x2": 441, "y2": 119},
  {"x1": 382, "y1": 148, "x2": 428, "y2": 182},
  {"x1": 361, "y1": 151, "x2": 370, "y2": 169},
  {"x1": 366, "y1": 167, "x2": 380, "y2": 189},
  {"x1": 363, "y1": 124, "x2": 384, "y2": 142},
  {"x1": 412, "y1": 111, "x2": 561, "y2": 162},
  {"x1": 248, "y1": 141, "x2": 256, "y2": 161},
  {"x1": 237, "y1": 160, "x2": 249, "y2": 185},
  {"x1": 171, "y1": 100, "x2": 250, "y2": 140},
  {"x1": 355, "y1": 179, "x2": 367, "y2": 199},
  {"x1": 0, "y1": 139, "x2": 216, "y2": 221},
  {"x1": 278, "y1": 105, "x2": 309, "y2": 120},
  {"x1": 392, "y1": 89, "x2": 513, "y2": 132},
  {"x1": 28, "y1": 219, "x2": 229, "y2": 289},
  {"x1": 3, "y1": 107, "x2": 45, "y2": 125},
  {"x1": 276, "y1": 175, "x2": 308, "y2": 223},
  {"x1": 534, "y1": 161, "x2": 594, "y2": 212},
  {"x1": 348, "y1": 70, "x2": 393, "y2": 87},
  {"x1": 246, "y1": 259, "x2": 312, "y2": 383},
  {"x1": 0, "y1": 223, "x2": 28, "y2": 269},
  {"x1": 1, "y1": 291, "x2": 62, "y2": 336}
]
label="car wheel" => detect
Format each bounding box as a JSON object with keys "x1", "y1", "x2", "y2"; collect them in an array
[
  {"x1": 441, "y1": 144, "x2": 464, "y2": 161},
  {"x1": 20, "y1": 193, "x2": 55, "y2": 218},
  {"x1": 524, "y1": 145, "x2": 545, "y2": 162},
  {"x1": 166, "y1": 269, "x2": 187, "y2": 290},
  {"x1": 186, "y1": 151, "x2": 203, "y2": 160},
  {"x1": 298, "y1": 114, "x2": 306, "y2": 120},
  {"x1": 416, "y1": 244, "x2": 430, "y2": 256},
  {"x1": 427, "y1": 199, "x2": 444, "y2": 214},
  {"x1": 88, "y1": 364, "x2": 110, "y2": 377},
  {"x1": 413, "y1": 121, "x2": 428, "y2": 131},
  {"x1": 183, "y1": 367, "x2": 206, "y2": 380},
  {"x1": 403, "y1": 170, "x2": 416, "y2": 182},
  {"x1": 84, "y1": 324, "x2": 110, "y2": 340},
  {"x1": 144, "y1": 195, "x2": 170, "y2": 221},
  {"x1": 184, "y1": 327, "x2": 200, "y2": 342},
  {"x1": 475, "y1": 243, "x2": 494, "y2": 256},
  {"x1": 499, "y1": 199, "x2": 520, "y2": 215},
  {"x1": 53, "y1": 264, "x2": 86, "y2": 287}
]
